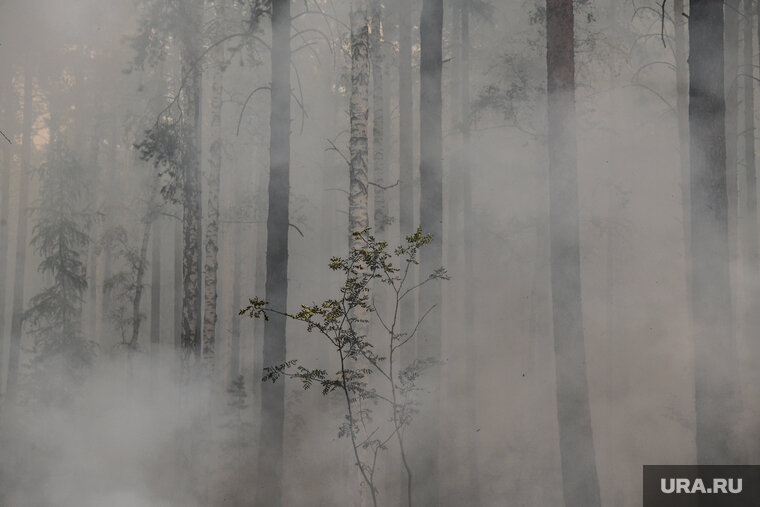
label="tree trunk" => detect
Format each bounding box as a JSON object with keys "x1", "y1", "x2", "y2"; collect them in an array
[
  {"x1": 398, "y1": 0, "x2": 414, "y2": 242},
  {"x1": 174, "y1": 213, "x2": 182, "y2": 352},
  {"x1": 459, "y1": 1, "x2": 480, "y2": 503},
  {"x1": 229, "y1": 223, "x2": 241, "y2": 386},
  {"x1": 256, "y1": 0, "x2": 290, "y2": 504},
  {"x1": 397, "y1": 0, "x2": 417, "y2": 389},
  {"x1": 129, "y1": 213, "x2": 155, "y2": 349},
  {"x1": 252, "y1": 183, "x2": 266, "y2": 398},
  {"x1": 150, "y1": 217, "x2": 161, "y2": 356},
  {"x1": 180, "y1": 0, "x2": 204, "y2": 366},
  {"x1": 415, "y1": 0, "x2": 443, "y2": 504},
  {"x1": 0, "y1": 77, "x2": 14, "y2": 394},
  {"x1": 745, "y1": 0, "x2": 759, "y2": 303},
  {"x1": 202, "y1": 11, "x2": 226, "y2": 378},
  {"x1": 725, "y1": 0, "x2": 740, "y2": 342},
  {"x1": 6, "y1": 67, "x2": 34, "y2": 402},
  {"x1": 674, "y1": 0, "x2": 692, "y2": 343},
  {"x1": 742, "y1": 0, "x2": 759, "y2": 455},
  {"x1": 688, "y1": 0, "x2": 743, "y2": 464},
  {"x1": 85, "y1": 125, "x2": 102, "y2": 343},
  {"x1": 726, "y1": 0, "x2": 740, "y2": 233},
  {"x1": 349, "y1": 0, "x2": 370, "y2": 247},
  {"x1": 545, "y1": 0, "x2": 602, "y2": 505},
  {"x1": 370, "y1": 0, "x2": 387, "y2": 238}
]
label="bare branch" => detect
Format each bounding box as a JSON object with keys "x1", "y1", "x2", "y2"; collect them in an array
[
  {"x1": 326, "y1": 138, "x2": 351, "y2": 166},
  {"x1": 394, "y1": 305, "x2": 436, "y2": 352},
  {"x1": 326, "y1": 187, "x2": 350, "y2": 196},
  {"x1": 236, "y1": 86, "x2": 270, "y2": 136},
  {"x1": 368, "y1": 179, "x2": 399, "y2": 190},
  {"x1": 289, "y1": 223, "x2": 305, "y2": 237}
]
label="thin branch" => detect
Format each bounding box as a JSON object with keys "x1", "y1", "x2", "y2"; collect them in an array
[
  {"x1": 633, "y1": 60, "x2": 676, "y2": 83},
  {"x1": 291, "y1": 60, "x2": 308, "y2": 135},
  {"x1": 220, "y1": 219, "x2": 263, "y2": 224},
  {"x1": 399, "y1": 274, "x2": 441, "y2": 303},
  {"x1": 156, "y1": 31, "x2": 271, "y2": 126},
  {"x1": 394, "y1": 305, "x2": 436, "y2": 351},
  {"x1": 368, "y1": 179, "x2": 400, "y2": 190},
  {"x1": 290, "y1": 27, "x2": 334, "y2": 55},
  {"x1": 293, "y1": 40, "x2": 320, "y2": 55},
  {"x1": 326, "y1": 187, "x2": 350, "y2": 196},
  {"x1": 236, "y1": 86, "x2": 270, "y2": 136},
  {"x1": 289, "y1": 223, "x2": 305, "y2": 237},
  {"x1": 290, "y1": 9, "x2": 350, "y2": 30},
  {"x1": 158, "y1": 211, "x2": 182, "y2": 221},
  {"x1": 623, "y1": 83, "x2": 676, "y2": 115},
  {"x1": 326, "y1": 138, "x2": 351, "y2": 166}
]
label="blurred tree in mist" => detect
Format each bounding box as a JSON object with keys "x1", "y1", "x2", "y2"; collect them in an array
[
  {"x1": 414, "y1": 0, "x2": 444, "y2": 504},
  {"x1": 688, "y1": 0, "x2": 744, "y2": 465},
  {"x1": 24, "y1": 142, "x2": 96, "y2": 398},
  {"x1": 545, "y1": 0, "x2": 601, "y2": 505},
  {"x1": 258, "y1": 0, "x2": 291, "y2": 503},
  {"x1": 5, "y1": 67, "x2": 34, "y2": 404}
]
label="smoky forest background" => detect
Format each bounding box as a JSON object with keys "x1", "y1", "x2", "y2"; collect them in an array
[{"x1": 0, "y1": 0, "x2": 756, "y2": 505}]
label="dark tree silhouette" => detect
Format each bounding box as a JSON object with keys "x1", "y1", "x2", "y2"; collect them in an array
[{"x1": 545, "y1": 0, "x2": 601, "y2": 504}]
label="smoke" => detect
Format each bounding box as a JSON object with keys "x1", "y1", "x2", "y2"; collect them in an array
[{"x1": 0, "y1": 0, "x2": 758, "y2": 506}]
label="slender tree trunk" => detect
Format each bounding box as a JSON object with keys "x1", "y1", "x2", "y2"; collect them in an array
[
  {"x1": 0, "y1": 78, "x2": 14, "y2": 394},
  {"x1": 99, "y1": 128, "x2": 120, "y2": 342},
  {"x1": 674, "y1": 0, "x2": 692, "y2": 340},
  {"x1": 370, "y1": 0, "x2": 387, "y2": 238},
  {"x1": 742, "y1": 0, "x2": 759, "y2": 455},
  {"x1": 750, "y1": 0, "x2": 760, "y2": 256},
  {"x1": 415, "y1": 0, "x2": 443, "y2": 504},
  {"x1": 726, "y1": 0, "x2": 740, "y2": 235},
  {"x1": 349, "y1": 0, "x2": 370, "y2": 247},
  {"x1": 459, "y1": 1, "x2": 480, "y2": 503},
  {"x1": 256, "y1": 0, "x2": 290, "y2": 504},
  {"x1": 129, "y1": 212, "x2": 155, "y2": 349},
  {"x1": 150, "y1": 217, "x2": 161, "y2": 355},
  {"x1": 228, "y1": 223, "x2": 241, "y2": 386},
  {"x1": 6, "y1": 67, "x2": 33, "y2": 402},
  {"x1": 180, "y1": 0, "x2": 204, "y2": 366},
  {"x1": 252, "y1": 186, "x2": 266, "y2": 398},
  {"x1": 397, "y1": 0, "x2": 417, "y2": 387},
  {"x1": 688, "y1": 0, "x2": 744, "y2": 465},
  {"x1": 85, "y1": 125, "x2": 101, "y2": 343},
  {"x1": 398, "y1": 0, "x2": 414, "y2": 241},
  {"x1": 174, "y1": 213, "x2": 182, "y2": 352},
  {"x1": 726, "y1": 0, "x2": 740, "y2": 340},
  {"x1": 545, "y1": 0, "x2": 602, "y2": 504},
  {"x1": 202, "y1": 13, "x2": 226, "y2": 378},
  {"x1": 102, "y1": 241, "x2": 113, "y2": 338}
]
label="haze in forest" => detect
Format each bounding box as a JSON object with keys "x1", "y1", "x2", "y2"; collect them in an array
[{"x1": 0, "y1": 0, "x2": 757, "y2": 506}]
